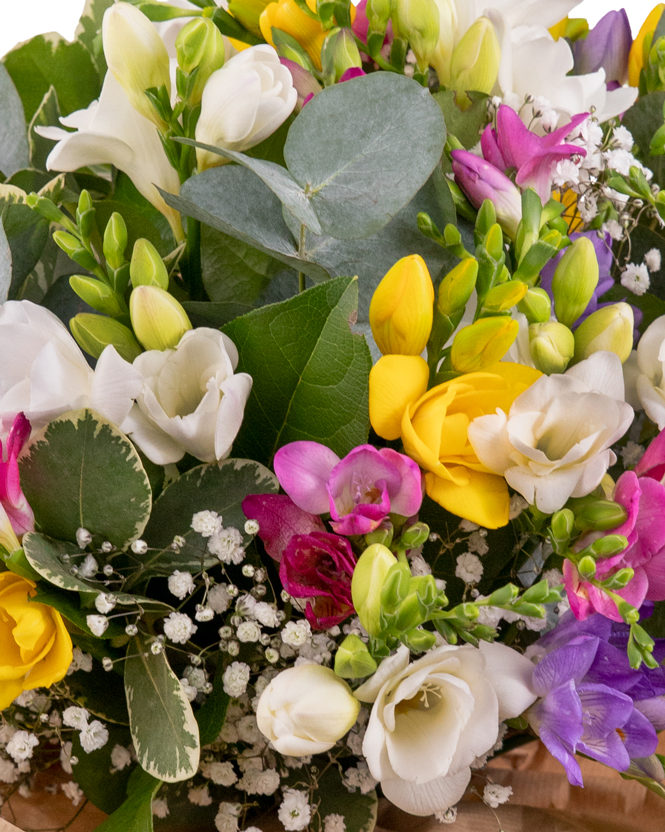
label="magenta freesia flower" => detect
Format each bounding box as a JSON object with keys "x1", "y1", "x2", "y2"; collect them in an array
[
  {"x1": 279, "y1": 531, "x2": 356, "y2": 629},
  {"x1": 480, "y1": 105, "x2": 588, "y2": 204},
  {"x1": 242, "y1": 493, "x2": 325, "y2": 560},
  {"x1": 0, "y1": 413, "x2": 34, "y2": 537},
  {"x1": 450, "y1": 150, "x2": 523, "y2": 237},
  {"x1": 273, "y1": 442, "x2": 423, "y2": 536},
  {"x1": 634, "y1": 428, "x2": 665, "y2": 481}
]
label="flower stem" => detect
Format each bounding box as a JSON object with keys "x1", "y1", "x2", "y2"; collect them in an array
[{"x1": 182, "y1": 217, "x2": 206, "y2": 301}]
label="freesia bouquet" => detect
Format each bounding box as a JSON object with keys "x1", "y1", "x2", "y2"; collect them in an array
[{"x1": 4, "y1": 0, "x2": 665, "y2": 830}]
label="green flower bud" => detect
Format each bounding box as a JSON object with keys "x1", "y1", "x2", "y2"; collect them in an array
[
  {"x1": 574, "y1": 500, "x2": 628, "y2": 531},
  {"x1": 483, "y1": 280, "x2": 528, "y2": 313},
  {"x1": 395, "y1": 591, "x2": 426, "y2": 631},
  {"x1": 550, "y1": 508, "x2": 574, "y2": 552},
  {"x1": 411, "y1": 574, "x2": 438, "y2": 607},
  {"x1": 391, "y1": 0, "x2": 440, "y2": 72},
  {"x1": 69, "y1": 276, "x2": 126, "y2": 318},
  {"x1": 589, "y1": 534, "x2": 628, "y2": 558},
  {"x1": 334, "y1": 634, "x2": 378, "y2": 679},
  {"x1": 399, "y1": 521, "x2": 430, "y2": 550},
  {"x1": 321, "y1": 27, "x2": 361, "y2": 85},
  {"x1": 577, "y1": 555, "x2": 597, "y2": 581},
  {"x1": 365, "y1": 523, "x2": 393, "y2": 548},
  {"x1": 351, "y1": 543, "x2": 397, "y2": 636},
  {"x1": 517, "y1": 287, "x2": 552, "y2": 324},
  {"x1": 626, "y1": 754, "x2": 665, "y2": 782},
  {"x1": 129, "y1": 285, "x2": 192, "y2": 351},
  {"x1": 529, "y1": 321, "x2": 575, "y2": 374},
  {"x1": 449, "y1": 16, "x2": 500, "y2": 96},
  {"x1": 521, "y1": 579, "x2": 552, "y2": 604},
  {"x1": 365, "y1": 0, "x2": 391, "y2": 57},
  {"x1": 53, "y1": 231, "x2": 99, "y2": 273},
  {"x1": 403, "y1": 628, "x2": 437, "y2": 652},
  {"x1": 103, "y1": 212, "x2": 128, "y2": 271},
  {"x1": 176, "y1": 18, "x2": 225, "y2": 104},
  {"x1": 130, "y1": 238, "x2": 169, "y2": 290},
  {"x1": 551, "y1": 236, "x2": 599, "y2": 328},
  {"x1": 437, "y1": 258, "x2": 478, "y2": 317},
  {"x1": 484, "y1": 583, "x2": 518, "y2": 606},
  {"x1": 70, "y1": 314, "x2": 143, "y2": 362},
  {"x1": 76, "y1": 190, "x2": 96, "y2": 241},
  {"x1": 380, "y1": 562, "x2": 412, "y2": 612},
  {"x1": 603, "y1": 567, "x2": 634, "y2": 590},
  {"x1": 573, "y1": 302, "x2": 634, "y2": 364},
  {"x1": 228, "y1": 0, "x2": 270, "y2": 36},
  {"x1": 26, "y1": 195, "x2": 77, "y2": 233}
]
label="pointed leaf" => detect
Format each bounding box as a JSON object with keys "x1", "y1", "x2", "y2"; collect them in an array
[
  {"x1": 0, "y1": 64, "x2": 29, "y2": 178},
  {"x1": 93, "y1": 767, "x2": 162, "y2": 832},
  {"x1": 28, "y1": 86, "x2": 61, "y2": 172},
  {"x1": 0, "y1": 217, "x2": 11, "y2": 304}
]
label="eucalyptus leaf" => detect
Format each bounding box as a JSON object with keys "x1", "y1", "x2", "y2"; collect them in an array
[
  {"x1": 93, "y1": 767, "x2": 162, "y2": 832},
  {"x1": 125, "y1": 633, "x2": 200, "y2": 783},
  {"x1": 0, "y1": 217, "x2": 11, "y2": 304},
  {"x1": 19, "y1": 409, "x2": 152, "y2": 549},
  {"x1": 0, "y1": 64, "x2": 29, "y2": 178},
  {"x1": 223, "y1": 276, "x2": 371, "y2": 466}
]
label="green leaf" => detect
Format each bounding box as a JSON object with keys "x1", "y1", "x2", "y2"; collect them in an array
[
  {"x1": 142, "y1": 459, "x2": 279, "y2": 576},
  {"x1": 28, "y1": 86, "x2": 61, "y2": 172},
  {"x1": 223, "y1": 276, "x2": 371, "y2": 466},
  {"x1": 183, "y1": 301, "x2": 254, "y2": 328},
  {"x1": 93, "y1": 767, "x2": 162, "y2": 832},
  {"x1": 3, "y1": 35, "x2": 101, "y2": 122},
  {"x1": 0, "y1": 64, "x2": 29, "y2": 178},
  {"x1": 433, "y1": 90, "x2": 490, "y2": 150},
  {"x1": 71, "y1": 723, "x2": 133, "y2": 813},
  {"x1": 297, "y1": 767, "x2": 377, "y2": 832},
  {"x1": 1, "y1": 203, "x2": 49, "y2": 298},
  {"x1": 283, "y1": 73, "x2": 446, "y2": 240},
  {"x1": 161, "y1": 165, "x2": 330, "y2": 282},
  {"x1": 64, "y1": 660, "x2": 131, "y2": 725},
  {"x1": 0, "y1": 217, "x2": 11, "y2": 303},
  {"x1": 19, "y1": 409, "x2": 152, "y2": 549},
  {"x1": 622, "y1": 91, "x2": 665, "y2": 188},
  {"x1": 75, "y1": 0, "x2": 114, "y2": 75},
  {"x1": 125, "y1": 633, "x2": 200, "y2": 782},
  {"x1": 23, "y1": 534, "x2": 99, "y2": 594},
  {"x1": 195, "y1": 662, "x2": 230, "y2": 746}
]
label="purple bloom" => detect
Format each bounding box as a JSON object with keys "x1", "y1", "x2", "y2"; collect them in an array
[
  {"x1": 528, "y1": 612, "x2": 665, "y2": 785},
  {"x1": 573, "y1": 10, "x2": 632, "y2": 87},
  {"x1": 279, "y1": 531, "x2": 356, "y2": 629},
  {"x1": 481, "y1": 105, "x2": 588, "y2": 204},
  {"x1": 273, "y1": 442, "x2": 423, "y2": 537},
  {"x1": 451, "y1": 149, "x2": 523, "y2": 237},
  {"x1": 0, "y1": 413, "x2": 33, "y2": 537},
  {"x1": 242, "y1": 493, "x2": 325, "y2": 561}
]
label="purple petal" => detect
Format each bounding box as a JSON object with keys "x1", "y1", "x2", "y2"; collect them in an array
[
  {"x1": 534, "y1": 680, "x2": 584, "y2": 750},
  {"x1": 273, "y1": 441, "x2": 340, "y2": 514},
  {"x1": 327, "y1": 446, "x2": 399, "y2": 520},
  {"x1": 576, "y1": 682, "x2": 633, "y2": 740},
  {"x1": 340, "y1": 67, "x2": 366, "y2": 82},
  {"x1": 573, "y1": 9, "x2": 632, "y2": 85},
  {"x1": 480, "y1": 123, "x2": 507, "y2": 170},
  {"x1": 578, "y1": 730, "x2": 630, "y2": 772},
  {"x1": 586, "y1": 641, "x2": 642, "y2": 693},
  {"x1": 540, "y1": 725, "x2": 584, "y2": 786},
  {"x1": 621, "y1": 708, "x2": 660, "y2": 758},
  {"x1": 634, "y1": 696, "x2": 665, "y2": 731},
  {"x1": 537, "y1": 609, "x2": 612, "y2": 653},
  {"x1": 494, "y1": 105, "x2": 543, "y2": 171},
  {"x1": 516, "y1": 145, "x2": 586, "y2": 204},
  {"x1": 532, "y1": 636, "x2": 599, "y2": 696},
  {"x1": 241, "y1": 493, "x2": 325, "y2": 561}
]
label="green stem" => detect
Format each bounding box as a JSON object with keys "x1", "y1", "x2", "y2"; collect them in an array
[{"x1": 182, "y1": 218, "x2": 206, "y2": 301}]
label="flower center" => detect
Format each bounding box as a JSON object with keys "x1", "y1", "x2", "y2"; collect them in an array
[{"x1": 394, "y1": 681, "x2": 443, "y2": 716}]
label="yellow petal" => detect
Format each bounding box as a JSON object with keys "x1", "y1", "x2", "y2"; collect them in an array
[
  {"x1": 0, "y1": 677, "x2": 25, "y2": 710},
  {"x1": 24, "y1": 610, "x2": 73, "y2": 689},
  {"x1": 629, "y1": 4, "x2": 665, "y2": 87},
  {"x1": 425, "y1": 468, "x2": 510, "y2": 528},
  {"x1": 369, "y1": 355, "x2": 429, "y2": 440}
]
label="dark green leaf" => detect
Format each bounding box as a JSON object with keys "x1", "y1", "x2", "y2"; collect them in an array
[
  {"x1": 433, "y1": 90, "x2": 490, "y2": 149},
  {"x1": 0, "y1": 217, "x2": 11, "y2": 303},
  {"x1": 0, "y1": 64, "x2": 29, "y2": 177},
  {"x1": 75, "y1": 0, "x2": 114, "y2": 75},
  {"x1": 183, "y1": 301, "x2": 254, "y2": 328},
  {"x1": 223, "y1": 276, "x2": 371, "y2": 466},
  {"x1": 40, "y1": 272, "x2": 99, "y2": 328},
  {"x1": 195, "y1": 663, "x2": 230, "y2": 746},
  {"x1": 66, "y1": 661, "x2": 131, "y2": 725},
  {"x1": 93, "y1": 767, "x2": 162, "y2": 832},
  {"x1": 1, "y1": 203, "x2": 49, "y2": 298},
  {"x1": 71, "y1": 723, "x2": 133, "y2": 813},
  {"x1": 32, "y1": 578, "x2": 125, "y2": 639},
  {"x1": 622, "y1": 92, "x2": 665, "y2": 188}
]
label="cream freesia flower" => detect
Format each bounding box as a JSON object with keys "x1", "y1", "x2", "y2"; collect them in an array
[
  {"x1": 468, "y1": 351, "x2": 633, "y2": 514},
  {"x1": 629, "y1": 315, "x2": 665, "y2": 430}
]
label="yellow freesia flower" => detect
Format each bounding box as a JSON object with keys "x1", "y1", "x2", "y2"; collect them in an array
[
  {"x1": 629, "y1": 4, "x2": 665, "y2": 87},
  {"x1": 260, "y1": 0, "x2": 328, "y2": 70},
  {"x1": 0, "y1": 572, "x2": 73, "y2": 709}
]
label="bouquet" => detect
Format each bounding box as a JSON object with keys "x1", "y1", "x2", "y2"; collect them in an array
[{"x1": 2, "y1": 0, "x2": 665, "y2": 829}]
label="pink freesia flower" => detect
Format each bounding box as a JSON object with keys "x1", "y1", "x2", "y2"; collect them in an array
[
  {"x1": 0, "y1": 413, "x2": 34, "y2": 537},
  {"x1": 565, "y1": 471, "x2": 665, "y2": 621},
  {"x1": 279, "y1": 531, "x2": 356, "y2": 629},
  {"x1": 273, "y1": 442, "x2": 423, "y2": 536},
  {"x1": 481, "y1": 105, "x2": 588, "y2": 204},
  {"x1": 242, "y1": 493, "x2": 324, "y2": 560},
  {"x1": 634, "y1": 428, "x2": 665, "y2": 482}
]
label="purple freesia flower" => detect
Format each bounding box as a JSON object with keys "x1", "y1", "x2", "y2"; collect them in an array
[
  {"x1": 527, "y1": 611, "x2": 665, "y2": 785},
  {"x1": 0, "y1": 413, "x2": 33, "y2": 536},
  {"x1": 273, "y1": 442, "x2": 423, "y2": 537},
  {"x1": 451, "y1": 149, "x2": 523, "y2": 237},
  {"x1": 573, "y1": 10, "x2": 632, "y2": 87},
  {"x1": 481, "y1": 105, "x2": 588, "y2": 204},
  {"x1": 279, "y1": 531, "x2": 356, "y2": 629}
]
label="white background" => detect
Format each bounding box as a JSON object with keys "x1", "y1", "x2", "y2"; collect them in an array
[{"x1": 0, "y1": 0, "x2": 659, "y2": 59}]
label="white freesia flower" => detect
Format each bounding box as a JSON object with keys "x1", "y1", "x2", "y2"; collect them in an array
[
  {"x1": 468, "y1": 352, "x2": 633, "y2": 514},
  {"x1": 630, "y1": 316, "x2": 665, "y2": 429},
  {"x1": 355, "y1": 642, "x2": 535, "y2": 817},
  {"x1": 0, "y1": 301, "x2": 142, "y2": 434},
  {"x1": 124, "y1": 327, "x2": 252, "y2": 465},
  {"x1": 35, "y1": 72, "x2": 183, "y2": 241},
  {"x1": 195, "y1": 45, "x2": 297, "y2": 171},
  {"x1": 256, "y1": 664, "x2": 360, "y2": 756}
]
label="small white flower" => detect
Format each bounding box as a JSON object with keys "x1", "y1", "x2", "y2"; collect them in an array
[
  {"x1": 604, "y1": 148, "x2": 640, "y2": 176},
  {"x1": 188, "y1": 785, "x2": 213, "y2": 806},
  {"x1": 208, "y1": 527, "x2": 245, "y2": 564},
  {"x1": 455, "y1": 552, "x2": 483, "y2": 584},
  {"x1": 79, "y1": 553, "x2": 99, "y2": 578},
  {"x1": 578, "y1": 194, "x2": 598, "y2": 223},
  {"x1": 434, "y1": 807, "x2": 458, "y2": 824},
  {"x1": 621, "y1": 440, "x2": 645, "y2": 467},
  {"x1": 323, "y1": 813, "x2": 346, "y2": 832},
  {"x1": 0, "y1": 758, "x2": 18, "y2": 784},
  {"x1": 110, "y1": 744, "x2": 132, "y2": 771},
  {"x1": 468, "y1": 529, "x2": 489, "y2": 555},
  {"x1": 621, "y1": 262, "x2": 650, "y2": 296},
  {"x1": 244, "y1": 519, "x2": 259, "y2": 536},
  {"x1": 61, "y1": 781, "x2": 85, "y2": 806},
  {"x1": 202, "y1": 760, "x2": 238, "y2": 786},
  {"x1": 645, "y1": 248, "x2": 662, "y2": 273},
  {"x1": 180, "y1": 678, "x2": 198, "y2": 702},
  {"x1": 6, "y1": 731, "x2": 39, "y2": 762},
  {"x1": 68, "y1": 647, "x2": 93, "y2": 675},
  {"x1": 343, "y1": 762, "x2": 378, "y2": 795},
  {"x1": 409, "y1": 554, "x2": 431, "y2": 576},
  {"x1": 612, "y1": 125, "x2": 634, "y2": 151},
  {"x1": 131, "y1": 539, "x2": 148, "y2": 555},
  {"x1": 278, "y1": 789, "x2": 312, "y2": 832},
  {"x1": 552, "y1": 158, "x2": 580, "y2": 187},
  {"x1": 483, "y1": 782, "x2": 513, "y2": 808},
  {"x1": 168, "y1": 570, "x2": 195, "y2": 600},
  {"x1": 281, "y1": 620, "x2": 311, "y2": 647},
  {"x1": 265, "y1": 647, "x2": 279, "y2": 663},
  {"x1": 79, "y1": 720, "x2": 109, "y2": 753},
  {"x1": 253, "y1": 602, "x2": 279, "y2": 627},
  {"x1": 152, "y1": 798, "x2": 169, "y2": 818},
  {"x1": 223, "y1": 661, "x2": 251, "y2": 698},
  {"x1": 603, "y1": 219, "x2": 624, "y2": 240},
  {"x1": 195, "y1": 605, "x2": 215, "y2": 622},
  {"x1": 62, "y1": 707, "x2": 89, "y2": 729},
  {"x1": 215, "y1": 805, "x2": 240, "y2": 832},
  {"x1": 86, "y1": 615, "x2": 109, "y2": 637},
  {"x1": 237, "y1": 621, "x2": 261, "y2": 643},
  {"x1": 163, "y1": 612, "x2": 198, "y2": 644},
  {"x1": 239, "y1": 768, "x2": 280, "y2": 795},
  {"x1": 191, "y1": 510, "x2": 223, "y2": 537},
  {"x1": 208, "y1": 583, "x2": 232, "y2": 613},
  {"x1": 76, "y1": 528, "x2": 92, "y2": 549},
  {"x1": 95, "y1": 593, "x2": 116, "y2": 614},
  {"x1": 539, "y1": 109, "x2": 559, "y2": 133},
  {"x1": 509, "y1": 494, "x2": 529, "y2": 520}
]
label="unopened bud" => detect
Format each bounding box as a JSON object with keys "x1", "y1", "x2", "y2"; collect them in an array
[
  {"x1": 550, "y1": 508, "x2": 574, "y2": 549},
  {"x1": 399, "y1": 521, "x2": 430, "y2": 550},
  {"x1": 577, "y1": 555, "x2": 597, "y2": 581},
  {"x1": 483, "y1": 280, "x2": 528, "y2": 312},
  {"x1": 449, "y1": 16, "x2": 500, "y2": 95},
  {"x1": 529, "y1": 321, "x2": 575, "y2": 374},
  {"x1": 381, "y1": 562, "x2": 412, "y2": 612},
  {"x1": 228, "y1": 0, "x2": 271, "y2": 36},
  {"x1": 129, "y1": 285, "x2": 192, "y2": 351},
  {"x1": 69, "y1": 275, "x2": 126, "y2": 317},
  {"x1": 130, "y1": 238, "x2": 169, "y2": 290},
  {"x1": 589, "y1": 534, "x2": 628, "y2": 558},
  {"x1": 70, "y1": 314, "x2": 143, "y2": 362},
  {"x1": 365, "y1": 0, "x2": 392, "y2": 57},
  {"x1": 351, "y1": 543, "x2": 397, "y2": 636},
  {"x1": 395, "y1": 591, "x2": 426, "y2": 631},
  {"x1": 391, "y1": 0, "x2": 440, "y2": 72},
  {"x1": 176, "y1": 18, "x2": 225, "y2": 104},
  {"x1": 603, "y1": 567, "x2": 634, "y2": 589},
  {"x1": 517, "y1": 287, "x2": 551, "y2": 324},
  {"x1": 451, "y1": 316, "x2": 519, "y2": 372},
  {"x1": 551, "y1": 236, "x2": 599, "y2": 328},
  {"x1": 334, "y1": 634, "x2": 378, "y2": 678},
  {"x1": 403, "y1": 628, "x2": 437, "y2": 652},
  {"x1": 53, "y1": 231, "x2": 99, "y2": 273},
  {"x1": 437, "y1": 258, "x2": 478, "y2": 317},
  {"x1": 321, "y1": 27, "x2": 361, "y2": 85},
  {"x1": 574, "y1": 500, "x2": 628, "y2": 531},
  {"x1": 573, "y1": 302, "x2": 634, "y2": 364},
  {"x1": 365, "y1": 522, "x2": 394, "y2": 548},
  {"x1": 103, "y1": 212, "x2": 128, "y2": 271}
]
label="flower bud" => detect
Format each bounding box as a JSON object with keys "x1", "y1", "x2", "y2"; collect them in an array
[
  {"x1": 369, "y1": 254, "x2": 434, "y2": 356},
  {"x1": 589, "y1": 534, "x2": 628, "y2": 558},
  {"x1": 69, "y1": 275, "x2": 126, "y2": 318},
  {"x1": 321, "y1": 27, "x2": 362, "y2": 85},
  {"x1": 573, "y1": 302, "x2": 634, "y2": 364},
  {"x1": 380, "y1": 562, "x2": 412, "y2": 612},
  {"x1": 628, "y1": 4, "x2": 665, "y2": 87},
  {"x1": 550, "y1": 508, "x2": 574, "y2": 551},
  {"x1": 517, "y1": 287, "x2": 551, "y2": 324},
  {"x1": 403, "y1": 628, "x2": 437, "y2": 652},
  {"x1": 351, "y1": 543, "x2": 397, "y2": 636},
  {"x1": 626, "y1": 754, "x2": 665, "y2": 782},
  {"x1": 399, "y1": 521, "x2": 430, "y2": 550},
  {"x1": 430, "y1": 0, "x2": 457, "y2": 85},
  {"x1": 551, "y1": 236, "x2": 599, "y2": 328},
  {"x1": 451, "y1": 150, "x2": 522, "y2": 238},
  {"x1": 574, "y1": 500, "x2": 628, "y2": 531},
  {"x1": 130, "y1": 238, "x2": 169, "y2": 290},
  {"x1": 53, "y1": 231, "x2": 99, "y2": 273},
  {"x1": 102, "y1": 2, "x2": 172, "y2": 127},
  {"x1": 365, "y1": 0, "x2": 392, "y2": 58},
  {"x1": 369, "y1": 355, "x2": 429, "y2": 440},
  {"x1": 229, "y1": 0, "x2": 272, "y2": 36},
  {"x1": 176, "y1": 18, "x2": 226, "y2": 104},
  {"x1": 260, "y1": 0, "x2": 328, "y2": 70},
  {"x1": 604, "y1": 568, "x2": 634, "y2": 591},
  {"x1": 129, "y1": 285, "x2": 192, "y2": 351},
  {"x1": 103, "y1": 212, "x2": 128, "y2": 271},
  {"x1": 437, "y1": 258, "x2": 478, "y2": 317},
  {"x1": 529, "y1": 321, "x2": 575, "y2": 374},
  {"x1": 395, "y1": 591, "x2": 426, "y2": 631},
  {"x1": 334, "y1": 634, "x2": 378, "y2": 679},
  {"x1": 577, "y1": 555, "x2": 597, "y2": 581},
  {"x1": 483, "y1": 280, "x2": 528, "y2": 313},
  {"x1": 70, "y1": 314, "x2": 143, "y2": 363},
  {"x1": 391, "y1": 0, "x2": 440, "y2": 72},
  {"x1": 451, "y1": 316, "x2": 519, "y2": 373},
  {"x1": 449, "y1": 16, "x2": 500, "y2": 95},
  {"x1": 365, "y1": 522, "x2": 394, "y2": 548}
]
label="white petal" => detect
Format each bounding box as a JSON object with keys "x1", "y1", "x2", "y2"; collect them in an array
[
  {"x1": 467, "y1": 411, "x2": 512, "y2": 474},
  {"x1": 381, "y1": 768, "x2": 471, "y2": 817},
  {"x1": 355, "y1": 646, "x2": 410, "y2": 703},
  {"x1": 564, "y1": 351, "x2": 626, "y2": 401},
  {"x1": 479, "y1": 641, "x2": 537, "y2": 721},
  {"x1": 89, "y1": 346, "x2": 143, "y2": 427},
  {"x1": 123, "y1": 403, "x2": 184, "y2": 464},
  {"x1": 637, "y1": 375, "x2": 665, "y2": 430}
]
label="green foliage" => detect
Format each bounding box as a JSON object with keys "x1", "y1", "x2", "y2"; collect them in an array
[
  {"x1": 1, "y1": 203, "x2": 49, "y2": 298},
  {"x1": 28, "y1": 86, "x2": 61, "y2": 172},
  {"x1": 0, "y1": 64, "x2": 29, "y2": 178},
  {"x1": 19, "y1": 409, "x2": 152, "y2": 549},
  {"x1": 71, "y1": 723, "x2": 134, "y2": 814},
  {"x1": 223, "y1": 276, "x2": 372, "y2": 466},
  {"x1": 93, "y1": 767, "x2": 162, "y2": 832},
  {"x1": 195, "y1": 662, "x2": 230, "y2": 746},
  {"x1": 623, "y1": 91, "x2": 665, "y2": 187},
  {"x1": 75, "y1": 0, "x2": 115, "y2": 75},
  {"x1": 65, "y1": 659, "x2": 131, "y2": 725},
  {"x1": 433, "y1": 90, "x2": 490, "y2": 150}
]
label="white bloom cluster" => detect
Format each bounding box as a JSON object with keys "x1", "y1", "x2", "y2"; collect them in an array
[
  {"x1": 163, "y1": 612, "x2": 198, "y2": 644},
  {"x1": 191, "y1": 510, "x2": 223, "y2": 537},
  {"x1": 202, "y1": 760, "x2": 238, "y2": 786},
  {"x1": 223, "y1": 662, "x2": 251, "y2": 698},
  {"x1": 455, "y1": 552, "x2": 483, "y2": 584},
  {"x1": 343, "y1": 761, "x2": 378, "y2": 795},
  {"x1": 62, "y1": 706, "x2": 109, "y2": 754},
  {"x1": 483, "y1": 783, "x2": 513, "y2": 808},
  {"x1": 168, "y1": 570, "x2": 195, "y2": 600},
  {"x1": 67, "y1": 647, "x2": 93, "y2": 675},
  {"x1": 278, "y1": 789, "x2": 311, "y2": 832},
  {"x1": 6, "y1": 732, "x2": 39, "y2": 763},
  {"x1": 208, "y1": 527, "x2": 245, "y2": 564}
]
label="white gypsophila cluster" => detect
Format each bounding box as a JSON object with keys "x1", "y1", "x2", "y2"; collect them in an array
[
  {"x1": 191, "y1": 510, "x2": 223, "y2": 537},
  {"x1": 509, "y1": 494, "x2": 529, "y2": 520},
  {"x1": 434, "y1": 807, "x2": 458, "y2": 824},
  {"x1": 244, "y1": 519, "x2": 260, "y2": 535},
  {"x1": 483, "y1": 783, "x2": 513, "y2": 808},
  {"x1": 201, "y1": 760, "x2": 238, "y2": 786},
  {"x1": 236, "y1": 714, "x2": 262, "y2": 744},
  {"x1": 196, "y1": 605, "x2": 215, "y2": 622},
  {"x1": 603, "y1": 219, "x2": 624, "y2": 241},
  {"x1": 86, "y1": 615, "x2": 109, "y2": 636},
  {"x1": 409, "y1": 553, "x2": 431, "y2": 576},
  {"x1": 61, "y1": 782, "x2": 85, "y2": 806},
  {"x1": 208, "y1": 583, "x2": 233, "y2": 613},
  {"x1": 238, "y1": 768, "x2": 280, "y2": 795},
  {"x1": 343, "y1": 762, "x2": 378, "y2": 795},
  {"x1": 79, "y1": 553, "x2": 99, "y2": 578},
  {"x1": 110, "y1": 744, "x2": 132, "y2": 771},
  {"x1": 455, "y1": 553, "x2": 483, "y2": 584},
  {"x1": 645, "y1": 248, "x2": 662, "y2": 272},
  {"x1": 62, "y1": 707, "x2": 89, "y2": 729},
  {"x1": 208, "y1": 527, "x2": 245, "y2": 565},
  {"x1": 278, "y1": 789, "x2": 311, "y2": 832},
  {"x1": 621, "y1": 262, "x2": 650, "y2": 296},
  {"x1": 467, "y1": 529, "x2": 489, "y2": 556},
  {"x1": 184, "y1": 666, "x2": 207, "y2": 691},
  {"x1": 5, "y1": 732, "x2": 39, "y2": 763},
  {"x1": 168, "y1": 570, "x2": 195, "y2": 600},
  {"x1": 60, "y1": 742, "x2": 73, "y2": 774},
  {"x1": 223, "y1": 662, "x2": 251, "y2": 698},
  {"x1": 67, "y1": 647, "x2": 93, "y2": 676},
  {"x1": 188, "y1": 785, "x2": 213, "y2": 806},
  {"x1": 76, "y1": 527, "x2": 92, "y2": 549},
  {"x1": 236, "y1": 593, "x2": 257, "y2": 617},
  {"x1": 253, "y1": 602, "x2": 280, "y2": 628},
  {"x1": 94, "y1": 593, "x2": 116, "y2": 614},
  {"x1": 281, "y1": 620, "x2": 311, "y2": 647},
  {"x1": 152, "y1": 798, "x2": 169, "y2": 818},
  {"x1": 163, "y1": 612, "x2": 198, "y2": 644},
  {"x1": 0, "y1": 757, "x2": 18, "y2": 784},
  {"x1": 621, "y1": 440, "x2": 645, "y2": 467},
  {"x1": 80, "y1": 720, "x2": 109, "y2": 753},
  {"x1": 215, "y1": 803, "x2": 241, "y2": 832},
  {"x1": 552, "y1": 158, "x2": 580, "y2": 188},
  {"x1": 324, "y1": 815, "x2": 346, "y2": 832},
  {"x1": 180, "y1": 678, "x2": 198, "y2": 702}
]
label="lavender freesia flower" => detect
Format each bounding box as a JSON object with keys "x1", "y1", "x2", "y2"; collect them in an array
[
  {"x1": 451, "y1": 149, "x2": 523, "y2": 237},
  {"x1": 527, "y1": 611, "x2": 665, "y2": 785},
  {"x1": 572, "y1": 10, "x2": 632, "y2": 87},
  {"x1": 273, "y1": 442, "x2": 423, "y2": 536}
]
